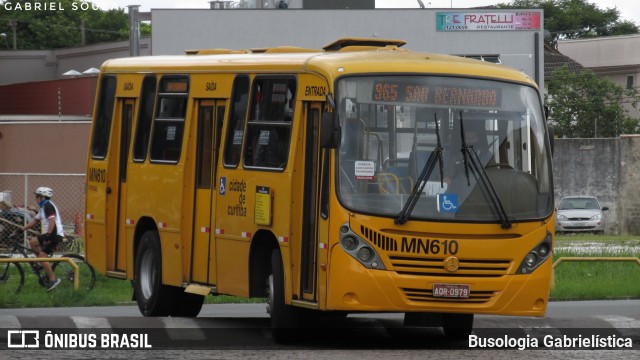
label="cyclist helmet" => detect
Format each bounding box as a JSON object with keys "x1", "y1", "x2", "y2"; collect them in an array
[{"x1": 34, "y1": 186, "x2": 53, "y2": 198}]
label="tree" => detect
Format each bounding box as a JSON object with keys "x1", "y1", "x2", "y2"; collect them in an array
[
  {"x1": 0, "y1": 0, "x2": 129, "y2": 49},
  {"x1": 546, "y1": 65, "x2": 640, "y2": 138},
  {"x1": 496, "y1": 0, "x2": 639, "y2": 45}
]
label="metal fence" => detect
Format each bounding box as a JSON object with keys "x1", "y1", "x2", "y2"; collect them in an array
[{"x1": 0, "y1": 173, "x2": 85, "y2": 252}]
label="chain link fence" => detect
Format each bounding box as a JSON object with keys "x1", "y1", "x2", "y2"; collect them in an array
[{"x1": 0, "y1": 173, "x2": 85, "y2": 254}]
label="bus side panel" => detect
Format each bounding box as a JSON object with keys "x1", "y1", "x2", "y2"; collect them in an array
[
  {"x1": 215, "y1": 238, "x2": 250, "y2": 297},
  {"x1": 85, "y1": 74, "x2": 120, "y2": 273},
  {"x1": 85, "y1": 162, "x2": 108, "y2": 273}
]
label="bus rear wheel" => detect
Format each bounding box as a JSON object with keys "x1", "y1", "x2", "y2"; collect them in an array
[
  {"x1": 442, "y1": 313, "x2": 474, "y2": 339},
  {"x1": 267, "y1": 249, "x2": 299, "y2": 342},
  {"x1": 134, "y1": 230, "x2": 178, "y2": 316}
]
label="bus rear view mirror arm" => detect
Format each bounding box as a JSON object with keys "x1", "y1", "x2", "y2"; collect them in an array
[{"x1": 321, "y1": 112, "x2": 341, "y2": 149}]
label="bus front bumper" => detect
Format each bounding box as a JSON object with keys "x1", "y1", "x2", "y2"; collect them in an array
[{"x1": 325, "y1": 247, "x2": 550, "y2": 317}]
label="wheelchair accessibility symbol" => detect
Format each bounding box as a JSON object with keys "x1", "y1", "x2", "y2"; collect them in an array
[
  {"x1": 220, "y1": 177, "x2": 226, "y2": 195},
  {"x1": 438, "y1": 194, "x2": 458, "y2": 213}
]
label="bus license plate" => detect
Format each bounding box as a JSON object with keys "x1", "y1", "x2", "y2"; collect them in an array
[{"x1": 433, "y1": 283, "x2": 470, "y2": 298}]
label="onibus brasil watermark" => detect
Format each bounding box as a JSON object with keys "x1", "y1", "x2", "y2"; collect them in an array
[
  {"x1": 469, "y1": 334, "x2": 634, "y2": 350},
  {"x1": 7, "y1": 330, "x2": 152, "y2": 349}
]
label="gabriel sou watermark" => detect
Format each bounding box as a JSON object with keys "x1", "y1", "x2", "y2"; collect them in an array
[
  {"x1": 2, "y1": 1, "x2": 121, "y2": 12},
  {"x1": 469, "y1": 333, "x2": 634, "y2": 350}
]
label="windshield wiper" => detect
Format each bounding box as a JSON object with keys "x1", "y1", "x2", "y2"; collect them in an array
[
  {"x1": 459, "y1": 112, "x2": 512, "y2": 229},
  {"x1": 395, "y1": 114, "x2": 444, "y2": 225}
]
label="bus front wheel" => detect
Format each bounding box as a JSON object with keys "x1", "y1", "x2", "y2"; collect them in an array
[
  {"x1": 134, "y1": 230, "x2": 177, "y2": 316},
  {"x1": 267, "y1": 249, "x2": 299, "y2": 342}
]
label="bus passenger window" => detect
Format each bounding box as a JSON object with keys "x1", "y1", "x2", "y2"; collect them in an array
[
  {"x1": 243, "y1": 76, "x2": 295, "y2": 170},
  {"x1": 223, "y1": 76, "x2": 250, "y2": 167},
  {"x1": 133, "y1": 75, "x2": 157, "y2": 162},
  {"x1": 158, "y1": 97, "x2": 187, "y2": 118},
  {"x1": 150, "y1": 75, "x2": 189, "y2": 163}
]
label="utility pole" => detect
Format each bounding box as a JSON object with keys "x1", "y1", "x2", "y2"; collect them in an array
[
  {"x1": 128, "y1": 5, "x2": 140, "y2": 56},
  {"x1": 80, "y1": 19, "x2": 85, "y2": 46},
  {"x1": 8, "y1": 19, "x2": 17, "y2": 50}
]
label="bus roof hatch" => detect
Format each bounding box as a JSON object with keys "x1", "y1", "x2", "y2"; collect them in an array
[{"x1": 322, "y1": 37, "x2": 407, "y2": 51}]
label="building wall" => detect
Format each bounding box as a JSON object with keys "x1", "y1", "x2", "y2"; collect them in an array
[
  {"x1": 0, "y1": 38, "x2": 151, "y2": 86},
  {"x1": 618, "y1": 135, "x2": 640, "y2": 235},
  {"x1": 0, "y1": 121, "x2": 91, "y2": 174},
  {"x1": 0, "y1": 119, "x2": 89, "y2": 222},
  {"x1": 151, "y1": 9, "x2": 545, "y2": 90},
  {"x1": 558, "y1": 35, "x2": 640, "y2": 120},
  {"x1": 0, "y1": 77, "x2": 97, "y2": 116},
  {"x1": 558, "y1": 34, "x2": 640, "y2": 68},
  {"x1": 553, "y1": 136, "x2": 640, "y2": 235},
  {"x1": 0, "y1": 50, "x2": 56, "y2": 85}
]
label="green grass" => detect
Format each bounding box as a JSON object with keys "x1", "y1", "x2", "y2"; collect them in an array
[
  {"x1": 551, "y1": 234, "x2": 640, "y2": 300},
  {"x1": 551, "y1": 261, "x2": 640, "y2": 300},
  {"x1": 0, "y1": 272, "x2": 132, "y2": 308},
  {"x1": 1, "y1": 234, "x2": 638, "y2": 308},
  {"x1": 0, "y1": 270, "x2": 264, "y2": 309}
]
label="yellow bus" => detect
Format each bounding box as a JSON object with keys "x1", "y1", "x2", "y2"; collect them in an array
[{"x1": 85, "y1": 38, "x2": 554, "y2": 341}]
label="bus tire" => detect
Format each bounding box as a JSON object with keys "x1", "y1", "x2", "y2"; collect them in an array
[
  {"x1": 171, "y1": 291, "x2": 204, "y2": 317},
  {"x1": 442, "y1": 313, "x2": 474, "y2": 339},
  {"x1": 134, "y1": 230, "x2": 177, "y2": 316},
  {"x1": 268, "y1": 249, "x2": 299, "y2": 342}
]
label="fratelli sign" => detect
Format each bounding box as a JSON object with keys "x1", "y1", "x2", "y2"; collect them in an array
[{"x1": 436, "y1": 11, "x2": 541, "y2": 31}]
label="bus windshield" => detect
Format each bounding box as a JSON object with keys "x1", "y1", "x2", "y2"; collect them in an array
[{"x1": 336, "y1": 75, "x2": 553, "y2": 223}]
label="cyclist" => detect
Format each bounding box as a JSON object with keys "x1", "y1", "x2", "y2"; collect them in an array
[{"x1": 21, "y1": 187, "x2": 64, "y2": 291}]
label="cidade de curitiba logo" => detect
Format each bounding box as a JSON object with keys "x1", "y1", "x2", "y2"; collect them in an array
[
  {"x1": 6, "y1": 330, "x2": 152, "y2": 349},
  {"x1": 2, "y1": 1, "x2": 123, "y2": 12}
]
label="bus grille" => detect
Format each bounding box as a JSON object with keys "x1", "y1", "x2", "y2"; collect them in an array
[
  {"x1": 360, "y1": 225, "x2": 398, "y2": 252},
  {"x1": 401, "y1": 287, "x2": 497, "y2": 303},
  {"x1": 358, "y1": 225, "x2": 512, "y2": 277},
  {"x1": 389, "y1": 255, "x2": 511, "y2": 277}
]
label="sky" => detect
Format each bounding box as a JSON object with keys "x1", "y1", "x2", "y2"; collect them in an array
[{"x1": 93, "y1": 0, "x2": 640, "y2": 24}]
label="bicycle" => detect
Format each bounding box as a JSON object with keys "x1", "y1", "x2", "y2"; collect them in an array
[{"x1": 0, "y1": 229, "x2": 96, "y2": 293}]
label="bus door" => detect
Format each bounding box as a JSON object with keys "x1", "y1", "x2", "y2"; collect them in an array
[
  {"x1": 192, "y1": 99, "x2": 226, "y2": 284},
  {"x1": 299, "y1": 102, "x2": 327, "y2": 302},
  {"x1": 106, "y1": 98, "x2": 135, "y2": 273}
]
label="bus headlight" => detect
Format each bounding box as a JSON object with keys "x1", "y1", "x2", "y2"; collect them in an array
[
  {"x1": 538, "y1": 243, "x2": 550, "y2": 257},
  {"x1": 341, "y1": 236, "x2": 358, "y2": 251},
  {"x1": 357, "y1": 247, "x2": 374, "y2": 262},
  {"x1": 339, "y1": 222, "x2": 386, "y2": 270},
  {"x1": 524, "y1": 253, "x2": 538, "y2": 268},
  {"x1": 517, "y1": 232, "x2": 553, "y2": 274}
]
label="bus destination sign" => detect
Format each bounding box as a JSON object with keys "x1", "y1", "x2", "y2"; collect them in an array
[{"x1": 372, "y1": 80, "x2": 501, "y2": 107}]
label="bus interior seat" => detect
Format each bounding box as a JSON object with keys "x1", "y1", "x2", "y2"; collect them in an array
[
  {"x1": 378, "y1": 167, "x2": 414, "y2": 194},
  {"x1": 377, "y1": 173, "x2": 402, "y2": 194}
]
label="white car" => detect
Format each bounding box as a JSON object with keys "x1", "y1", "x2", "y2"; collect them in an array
[{"x1": 555, "y1": 196, "x2": 608, "y2": 234}]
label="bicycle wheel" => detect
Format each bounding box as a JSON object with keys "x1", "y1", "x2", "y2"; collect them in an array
[
  {"x1": 51, "y1": 254, "x2": 96, "y2": 291},
  {"x1": 0, "y1": 255, "x2": 25, "y2": 293}
]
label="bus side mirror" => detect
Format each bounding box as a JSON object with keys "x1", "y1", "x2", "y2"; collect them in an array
[
  {"x1": 321, "y1": 112, "x2": 341, "y2": 149},
  {"x1": 547, "y1": 124, "x2": 554, "y2": 156},
  {"x1": 544, "y1": 106, "x2": 554, "y2": 155}
]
